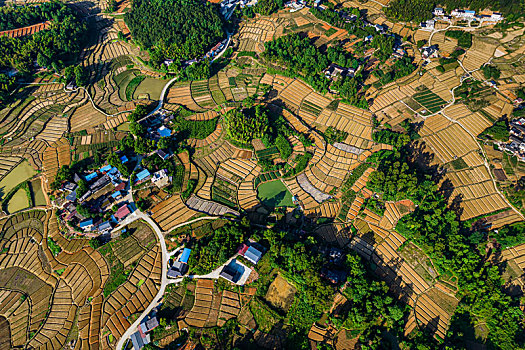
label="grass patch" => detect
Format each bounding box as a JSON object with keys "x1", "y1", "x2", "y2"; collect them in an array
[
  {"x1": 125, "y1": 75, "x2": 146, "y2": 101},
  {"x1": 257, "y1": 180, "x2": 294, "y2": 208},
  {"x1": 450, "y1": 157, "x2": 468, "y2": 170},
  {"x1": 250, "y1": 297, "x2": 281, "y2": 332},
  {"x1": 324, "y1": 27, "x2": 337, "y2": 37},
  {"x1": 47, "y1": 237, "x2": 62, "y2": 256},
  {"x1": 133, "y1": 77, "x2": 166, "y2": 100}
]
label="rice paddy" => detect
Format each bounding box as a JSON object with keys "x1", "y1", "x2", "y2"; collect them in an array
[{"x1": 0, "y1": 161, "x2": 36, "y2": 200}]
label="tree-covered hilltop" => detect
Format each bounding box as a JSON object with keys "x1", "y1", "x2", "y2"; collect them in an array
[
  {"x1": 386, "y1": 0, "x2": 524, "y2": 22},
  {"x1": 0, "y1": 1, "x2": 68, "y2": 31},
  {"x1": 0, "y1": 1, "x2": 87, "y2": 73},
  {"x1": 368, "y1": 142, "x2": 525, "y2": 348},
  {"x1": 124, "y1": 0, "x2": 224, "y2": 63}
]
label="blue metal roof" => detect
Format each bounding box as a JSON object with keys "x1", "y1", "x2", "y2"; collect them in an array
[
  {"x1": 85, "y1": 172, "x2": 98, "y2": 181},
  {"x1": 179, "y1": 248, "x2": 191, "y2": 263},
  {"x1": 136, "y1": 169, "x2": 151, "y2": 181},
  {"x1": 465, "y1": 10, "x2": 475, "y2": 14},
  {"x1": 100, "y1": 165, "x2": 112, "y2": 173},
  {"x1": 245, "y1": 246, "x2": 262, "y2": 264},
  {"x1": 111, "y1": 191, "x2": 122, "y2": 198},
  {"x1": 79, "y1": 219, "x2": 93, "y2": 228},
  {"x1": 98, "y1": 221, "x2": 112, "y2": 230},
  {"x1": 158, "y1": 126, "x2": 171, "y2": 138},
  {"x1": 66, "y1": 190, "x2": 77, "y2": 202},
  {"x1": 120, "y1": 155, "x2": 129, "y2": 163}
]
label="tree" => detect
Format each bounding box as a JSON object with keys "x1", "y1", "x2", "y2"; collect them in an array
[
  {"x1": 255, "y1": 0, "x2": 282, "y2": 16},
  {"x1": 107, "y1": 0, "x2": 118, "y2": 12},
  {"x1": 74, "y1": 65, "x2": 88, "y2": 86},
  {"x1": 128, "y1": 104, "x2": 148, "y2": 122},
  {"x1": 129, "y1": 121, "x2": 145, "y2": 136},
  {"x1": 224, "y1": 106, "x2": 269, "y2": 145},
  {"x1": 76, "y1": 179, "x2": 89, "y2": 198},
  {"x1": 482, "y1": 65, "x2": 501, "y2": 80}
]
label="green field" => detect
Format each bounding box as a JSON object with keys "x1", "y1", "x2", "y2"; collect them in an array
[
  {"x1": 413, "y1": 88, "x2": 446, "y2": 114},
  {"x1": 257, "y1": 180, "x2": 294, "y2": 208},
  {"x1": 113, "y1": 69, "x2": 140, "y2": 101},
  {"x1": 30, "y1": 179, "x2": 46, "y2": 206},
  {"x1": 117, "y1": 122, "x2": 130, "y2": 132},
  {"x1": 7, "y1": 188, "x2": 29, "y2": 213},
  {"x1": 0, "y1": 161, "x2": 37, "y2": 200},
  {"x1": 133, "y1": 77, "x2": 166, "y2": 101}
]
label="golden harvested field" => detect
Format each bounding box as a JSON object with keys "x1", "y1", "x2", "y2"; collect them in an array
[
  {"x1": 0, "y1": 210, "x2": 118, "y2": 349},
  {"x1": 421, "y1": 123, "x2": 479, "y2": 164},
  {"x1": 462, "y1": 37, "x2": 498, "y2": 71},
  {"x1": 151, "y1": 195, "x2": 198, "y2": 232},
  {"x1": 42, "y1": 138, "x2": 71, "y2": 181},
  {"x1": 316, "y1": 104, "x2": 373, "y2": 149},
  {"x1": 442, "y1": 104, "x2": 492, "y2": 136}
]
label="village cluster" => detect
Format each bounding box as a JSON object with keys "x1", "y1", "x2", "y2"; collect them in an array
[
  {"x1": 57, "y1": 161, "x2": 135, "y2": 235},
  {"x1": 505, "y1": 118, "x2": 525, "y2": 161},
  {"x1": 420, "y1": 7, "x2": 504, "y2": 30}
]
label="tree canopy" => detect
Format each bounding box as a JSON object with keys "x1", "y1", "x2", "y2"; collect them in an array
[
  {"x1": 0, "y1": 1, "x2": 66, "y2": 31},
  {"x1": 125, "y1": 0, "x2": 224, "y2": 62},
  {"x1": 0, "y1": 2, "x2": 87, "y2": 73},
  {"x1": 224, "y1": 106, "x2": 269, "y2": 145},
  {"x1": 263, "y1": 33, "x2": 358, "y2": 94}
]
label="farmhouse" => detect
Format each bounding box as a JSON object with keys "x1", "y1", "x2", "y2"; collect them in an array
[
  {"x1": 151, "y1": 169, "x2": 170, "y2": 188},
  {"x1": 85, "y1": 172, "x2": 98, "y2": 182},
  {"x1": 136, "y1": 169, "x2": 151, "y2": 183},
  {"x1": 79, "y1": 218, "x2": 94, "y2": 231},
  {"x1": 156, "y1": 149, "x2": 170, "y2": 160},
  {"x1": 100, "y1": 164, "x2": 112, "y2": 173},
  {"x1": 421, "y1": 45, "x2": 439, "y2": 59},
  {"x1": 433, "y1": 8, "x2": 444, "y2": 16},
  {"x1": 324, "y1": 63, "x2": 355, "y2": 79},
  {"x1": 98, "y1": 221, "x2": 112, "y2": 233},
  {"x1": 115, "y1": 204, "x2": 132, "y2": 221},
  {"x1": 112, "y1": 191, "x2": 123, "y2": 200},
  {"x1": 78, "y1": 190, "x2": 92, "y2": 203},
  {"x1": 90, "y1": 174, "x2": 111, "y2": 193},
  {"x1": 157, "y1": 126, "x2": 172, "y2": 138},
  {"x1": 238, "y1": 243, "x2": 264, "y2": 264},
  {"x1": 168, "y1": 248, "x2": 191, "y2": 278},
  {"x1": 420, "y1": 19, "x2": 435, "y2": 30},
  {"x1": 63, "y1": 182, "x2": 77, "y2": 192},
  {"x1": 130, "y1": 330, "x2": 150, "y2": 350},
  {"x1": 115, "y1": 182, "x2": 126, "y2": 192},
  {"x1": 66, "y1": 190, "x2": 77, "y2": 202}
]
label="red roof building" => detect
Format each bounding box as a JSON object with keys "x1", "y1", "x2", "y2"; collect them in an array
[
  {"x1": 114, "y1": 182, "x2": 126, "y2": 192},
  {"x1": 115, "y1": 204, "x2": 131, "y2": 220}
]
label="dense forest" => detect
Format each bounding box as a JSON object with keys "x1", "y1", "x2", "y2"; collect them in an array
[
  {"x1": 124, "y1": 0, "x2": 224, "y2": 63},
  {"x1": 385, "y1": 0, "x2": 525, "y2": 22},
  {"x1": 368, "y1": 144, "x2": 525, "y2": 348},
  {"x1": 0, "y1": 1, "x2": 68, "y2": 31},
  {"x1": 0, "y1": 1, "x2": 87, "y2": 73}
]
